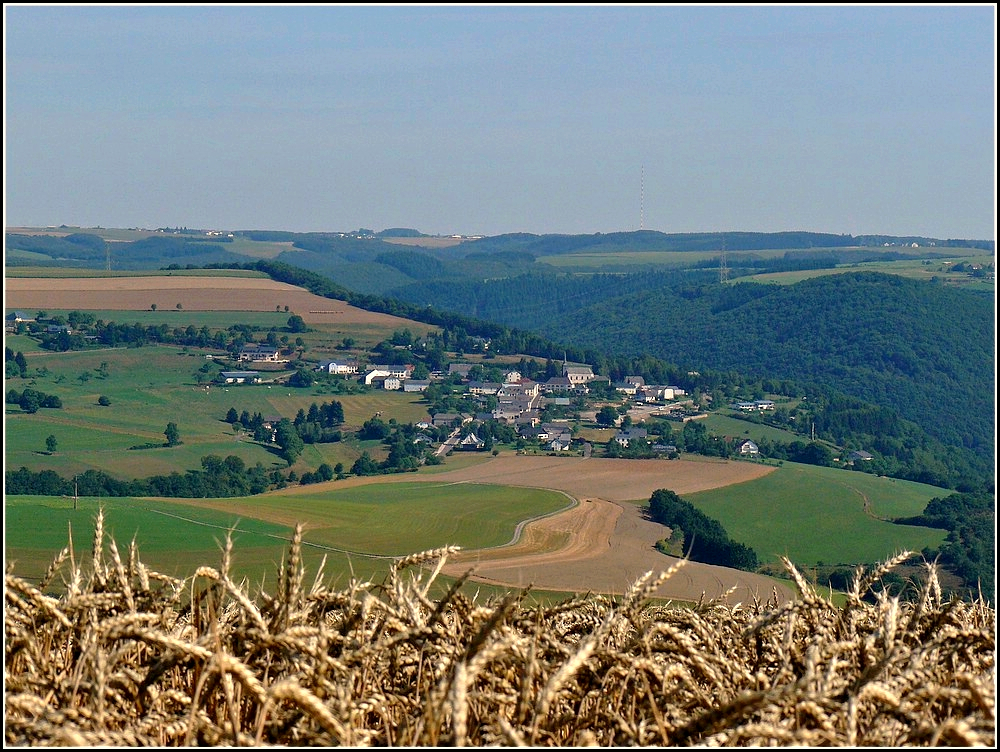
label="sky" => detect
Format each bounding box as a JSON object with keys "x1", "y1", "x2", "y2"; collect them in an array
[{"x1": 3, "y1": 3, "x2": 997, "y2": 239}]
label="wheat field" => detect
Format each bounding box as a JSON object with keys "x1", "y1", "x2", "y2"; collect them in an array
[{"x1": 4, "y1": 509, "x2": 995, "y2": 747}]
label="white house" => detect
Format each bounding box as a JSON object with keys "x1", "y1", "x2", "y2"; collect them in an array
[
  {"x1": 563, "y1": 364, "x2": 594, "y2": 385},
  {"x1": 238, "y1": 344, "x2": 285, "y2": 362},
  {"x1": 317, "y1": 360, "x2": 358, "y2": 375},
  {"x1": 364, "y1": 364, "x2": 414, "y2": 385}
]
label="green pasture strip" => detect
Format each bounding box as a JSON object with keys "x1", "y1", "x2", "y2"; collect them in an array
[
  {"x1": 4, "y1": 495, "x2": 294, "y2": 582},
  {"x1": 5, "y1": 250, "x2": 54, "y2": 264},
  {"x1": 4, "y1": 333, "x2": 51, "y2": 353},
  {"x1": 681, "y1": 462, "x2": 946, "y2": 567},
  {"x1": 534, "y1": 246, "x2": 936, "y2": 271},
  {"x1": 169, "y1": 482, "x2": 570, "y2": 555},
  {"x1": 221, "y1": 238, "x2": 291, "y2": 259},
  {"x1": 5, "y1": 342, "x2": 436, "y2": 479},
  {"x1": 741, "y1": 257, "x2": 995, "y2": 287}
]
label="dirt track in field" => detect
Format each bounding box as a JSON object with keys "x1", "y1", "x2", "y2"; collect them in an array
[
  {"x1": 428, "y1": 456, "x2": 790, "y2": 604},
  {"x1": 3, "y1": 276, "x2": 419, "y2": 327},
  {"x1": 323, "y1": 455, "x2": 791, "y2": 605}
]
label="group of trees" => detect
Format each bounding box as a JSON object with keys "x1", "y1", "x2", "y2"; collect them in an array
[
  {"x1": 20, "y1": 313, "x2": 305, "y2": 361},
  {"x1": 647, "y1": 489, "x2": 760, "y2": 572},
  {"x1": 224, "y1": 400, "x2": 346, "y2": 457},
  {"x1": 5, "y1": 347, "x2": 29, "y2": 377},
  {"x1": 6, "y1": 387, "x2": 63, "y2": 413},
  {"x1": 351, "y1": 420, "x2": 442, "y2": 476}
]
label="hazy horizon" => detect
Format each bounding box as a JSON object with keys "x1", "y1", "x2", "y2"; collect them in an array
[{"x1": 4, "y1": 4, "x2": 996, "y2": 240}]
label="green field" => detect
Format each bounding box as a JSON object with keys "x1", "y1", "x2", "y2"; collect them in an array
[
  {"x1": 740, "y1": 255, "x2": 995, "y2": 289},
  {"x1": 5, "y1": 482, "x2": 570, "y2": 589},
  {"x1": 4, "y1": 266, "x2": 270, "y2": 279},
  {"x1": 699, "y1": 412, "x2": 807, "y2": 445},
  {"x1": 4, "y1": 343, "x2": 437, "y2": 479},
  {"x1": 683, "y1": 462, "x2": 947, "y2": 567},
  {"x1": 535, "y1": 246, "x2": 993, "y2": 292}
]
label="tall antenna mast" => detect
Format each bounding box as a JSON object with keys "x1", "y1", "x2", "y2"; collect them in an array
[
  {"x1": 719, "y1": 235, "x2": 729, "y2": 283},
  {"x1": 640, "y1": 165, "x2": 645, "y2": 231}
]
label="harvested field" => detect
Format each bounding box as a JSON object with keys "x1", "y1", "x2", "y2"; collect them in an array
[
  {"x1": 3, "y1": 275, "x2": 418, "y2": 327},
  {"x1": 420, "y1": 454, "x2": 774, "y2": 501}
]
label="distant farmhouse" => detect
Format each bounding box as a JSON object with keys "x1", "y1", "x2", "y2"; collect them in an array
[
  {"x1": 238, "y1": 344, "x2": 286, "y2": 363},
  {"x1": 218, "y1": 371, "x2": 261, "y2": 384},
  {"x1": 5, "y1": 311, "x2": 35, "y2": 332},
  {"x1": 316, "y1": 359, "x2": 359, "y2": 375}
]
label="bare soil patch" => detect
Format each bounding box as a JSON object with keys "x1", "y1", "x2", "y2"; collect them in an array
[{"x1": 3, "y1": 275, "x2": 419, "y2": 327}]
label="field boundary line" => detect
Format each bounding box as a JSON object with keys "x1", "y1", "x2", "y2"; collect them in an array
[{"x1": 143, "y1": 508, "x2": 400, "y2": 559}]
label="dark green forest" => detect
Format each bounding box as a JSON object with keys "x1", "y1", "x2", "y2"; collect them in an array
[{"x1": 390, "y1": 271, "x2": 994, "y2": 473}]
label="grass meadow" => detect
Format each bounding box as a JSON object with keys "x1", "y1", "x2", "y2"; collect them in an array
[
  {"x1": 5, "y1": 342, "x2": 435, "y2": 480},
  {"x1": 697, "y1": 411, "x2": 806, "y2": 445},
  {"x1": 683, "y1": 461, "x2": 947, "y2": 567}
]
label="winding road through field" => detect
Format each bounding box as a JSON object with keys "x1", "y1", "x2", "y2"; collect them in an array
[{"x1": 367, "y1": 455, "x2": 794, "y2": 605}]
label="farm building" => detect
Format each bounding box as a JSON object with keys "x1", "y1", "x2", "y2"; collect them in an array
[{"x1": 218, "y1": 371, "x2": 261, "y2": 384}]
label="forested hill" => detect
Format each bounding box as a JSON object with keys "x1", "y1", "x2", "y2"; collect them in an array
[
  {"x1": 560, "y1": 273, "x2": 993, "y2": 460},
  {"x1": 458, "y1": 230, "x2": 994, "y2": 255},
  {"x1": 401, "y1": 271, "x2": 994, "y2": 467}
]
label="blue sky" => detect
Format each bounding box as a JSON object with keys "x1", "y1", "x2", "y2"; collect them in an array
[{"x1": 4, "y1": 4, "x2": 996, "y2": 239}]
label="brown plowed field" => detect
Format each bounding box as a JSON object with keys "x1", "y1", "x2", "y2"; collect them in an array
[{"x1": 3, "y1": 275, "x2": 419, "y2": 327}]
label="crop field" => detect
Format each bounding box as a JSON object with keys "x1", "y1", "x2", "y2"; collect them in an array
[
  {"x1": 5, "y1": 481, "x2": 570, "y2": 589},
  {"x1": 4, "y1": 471, "x2": 662, "y2": 608},
  {"x1": 3, "y1": 274, "x2": 437, "y2": 332},
  {"x1": 4, "y1": 266, "x2": 271, "y2": 279},
  {"x1": 6, "y1": 523, "x2": 994, "y2": 746}
]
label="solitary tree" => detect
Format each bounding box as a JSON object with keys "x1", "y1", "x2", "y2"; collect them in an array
[
  {"x1": 151, "y1": 303, "x2": 158, "y2": 312},
  {"x1": 45, "y1": 435, "x2": 57, "y2": 454},
  {"x1": 164, "y1": 422, "x2": 180, "y2": 447},
  {"x1": 596, "y1": 405, "x2": 619, "y2": 427}
]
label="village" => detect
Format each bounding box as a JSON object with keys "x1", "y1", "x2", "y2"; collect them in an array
[{"x1": 212, "y1": 338, "x2": 757, "y2": 461}]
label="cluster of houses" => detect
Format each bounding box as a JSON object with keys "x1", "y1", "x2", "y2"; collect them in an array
[{"x1": 216, "y1": 348, "x2": 706, "y2": 454}]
